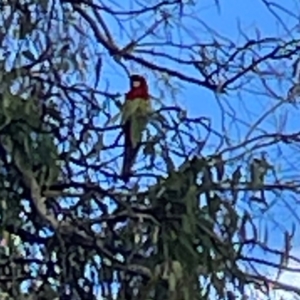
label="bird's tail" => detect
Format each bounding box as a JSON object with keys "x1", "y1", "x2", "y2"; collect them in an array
[
  {"x1": 122, "y1": 142, "x2": 140, "y2": 181},
  {"x1": 121, "y1": 122, "x2": 134, "y2": 182},
  {"x1": 121, "y1": 121, "x2": 141, "y2": 182},
  {"x1": 121, "y1": 143, "x2": 134, "y2": 182}
]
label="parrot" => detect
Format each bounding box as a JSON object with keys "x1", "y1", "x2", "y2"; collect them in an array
[{"x1": 121, "y1": 74, "x2": 150, "y2": 182}]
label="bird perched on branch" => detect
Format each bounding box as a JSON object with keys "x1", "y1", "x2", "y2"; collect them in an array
[{"x1": 121, "y1": 74, "x2": 151, "y2": 182}]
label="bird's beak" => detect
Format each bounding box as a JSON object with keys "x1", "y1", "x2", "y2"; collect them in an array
[{"x1": 132, "y1": 81, "x2": 141, "y2": 88}]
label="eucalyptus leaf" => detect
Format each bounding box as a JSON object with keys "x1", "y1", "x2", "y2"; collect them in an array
[{"x1": 22, "y1": 50, "x2": 35, "y2": 61}]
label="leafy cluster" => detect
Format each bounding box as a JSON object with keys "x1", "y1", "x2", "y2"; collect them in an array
[{"x1": 0, "y1": 0, "x2": 299, "y2": 300}]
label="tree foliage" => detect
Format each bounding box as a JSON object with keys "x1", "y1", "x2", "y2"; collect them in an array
[{"x1": 0, "y1": 0, "x2": 300, "y2": 300}]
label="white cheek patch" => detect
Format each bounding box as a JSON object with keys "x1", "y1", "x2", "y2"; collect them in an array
[{"x1": 133, "y1": 81, "x2": 141, "y2": 88}]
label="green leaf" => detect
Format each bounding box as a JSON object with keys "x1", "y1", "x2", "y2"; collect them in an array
[
  {"x1": 183, "y1": 286, "x2": 190, "y2": 300},
  {"x1": 94, "y1": 134, "x2": 104, "y2": 152},
  {"x1": 19, "y1": 20, "x2": 36, "y2": 39},
  {"x1": 82, "y1": 131, "x2": 90, "y2": 143},
  {"x1": 179, "y1": 235, "x2": 197, "y2": 260},
  {"x1": 249, "y1": 157, "x2": 270, "y2": 188},
  {"x1": 208, "y1": 195, "x2": 221, "y2": 218},
  {"x1": 212, "y1": 275, "x2": 225, "y2": 297},
  {"x1": 182, "y1": 215, "x2": 192, "y2": 234},
  {"x1": 143, "y1": 141, "x2": 155, "y2": 155},
  {"x1": 213, "y1": 153, "x2": 225, "y2": 181},
  {"x1": 168, "y1": 272, "x2": 176, "y2": 292},
  {"x1": 60, "y1": 59, "x2": 71, "y2": 72},
  {"x1": 172, "y1": 261, "x2": 183, "y2": 280},
  {"x1": 22, "y1": 50, "x2": 35, "y2": 61},
  {"x1": 108, "y1": 112, "x2": 121, "y2": 125}
]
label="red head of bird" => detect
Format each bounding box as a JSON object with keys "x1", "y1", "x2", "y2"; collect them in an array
[{"x1": 126, "y1": 74, "x2": 149, "y2": 100}]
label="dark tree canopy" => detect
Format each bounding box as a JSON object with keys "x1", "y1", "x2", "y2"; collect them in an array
[{"x1": 0, "y1": 0, "x2": 300, "y2": 300}]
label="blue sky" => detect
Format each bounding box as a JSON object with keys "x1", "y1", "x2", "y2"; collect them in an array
[
  {"x1": 96, "y1": 0, "x2": 300, "y2": 238},
  {"x1": 56, "y1": 0, "x2": 300, "y2": 297},
  {"x1": 85, "y1": 0, "x2": 300, "y2": 298},
  {"x1": 2, "y1": 0, "x2": 300, "y2": 297}
]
